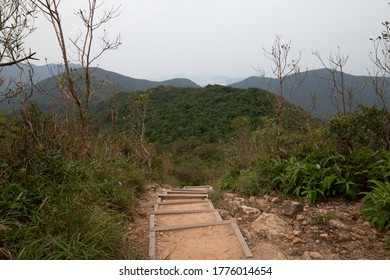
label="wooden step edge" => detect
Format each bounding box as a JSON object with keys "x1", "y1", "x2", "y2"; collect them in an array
[
  {"x1": 157, "y1": 199, "x2": 210, "y2": 205},
  {"x1": 151, "y1": 209, "x2": 217, "y2": 215},
  {"x1": 158, "y1": 194, "x2": 208, "y2": 199},
  {"x1": 183, "y1": 186, "x2": 212, "y2": 189},
  {"x1": 150, "y1": 220, "x2": 234, "y2": 232},
  {"x1": 230, "y1": 222, "x2": 253, "y2": 258},
  {"x1": 168, "y1": 190, "x2": 209, "y2": 194}
]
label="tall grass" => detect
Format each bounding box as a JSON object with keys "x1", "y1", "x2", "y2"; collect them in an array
[{"x1": 0, "y1": 105, "x2": 148, "y2": 259}]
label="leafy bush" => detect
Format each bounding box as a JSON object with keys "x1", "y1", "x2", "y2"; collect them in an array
[
  {"x1": 220, "y1": 164, "x2": 240, "y2": 192},
  {"x1": 326, "y1": 105, "x2": 390, "y2": 151},
  {"x1": 361, "y1": 180, "x2": 390, "y2": 232},
  {"x1": 236, "y1": 160, "x2": 275, "y2": 197},
  {"x1": 272, "y1": 154, "x2": 357, "y2": 204}
]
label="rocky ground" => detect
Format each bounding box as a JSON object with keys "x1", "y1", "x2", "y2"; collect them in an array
[
  {"x1": 130, "y1": 183, "x2": 389, "y2": 260},
  {"x1": 217, "y1": 192, "x2": 389, "y2": 260}
]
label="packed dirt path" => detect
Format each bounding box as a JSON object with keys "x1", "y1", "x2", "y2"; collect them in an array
[
  {"x1": 148, "y1": 186, "x2": 252, "y2": 260},
  {"x1": 129, "y1": 183, "x2": 389, "y2": 260}
]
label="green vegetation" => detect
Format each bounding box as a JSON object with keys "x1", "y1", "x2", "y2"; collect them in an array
[
  {"x1": 217, "y1": 103, "x2": 390, "y2": 251},
  {"x1": 91, "y1": 85, "x2": 311, "y2": 186},
  {"x1": 92, "y1": 85, "x2": 276, "y2": 144},
  {"x1": 361, "y1": 180, "x2": 390, "y2": 232},
  {"x1": 0, "y1": 104, "x2": 147, "y2": 259},
  {"x1": 2, "y1": 80, "x2": 389, "y2": 258}
]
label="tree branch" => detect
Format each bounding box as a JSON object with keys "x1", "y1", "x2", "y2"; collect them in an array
[{"x1": 0, "y1": 52, "x2": 37, "y2": 67}]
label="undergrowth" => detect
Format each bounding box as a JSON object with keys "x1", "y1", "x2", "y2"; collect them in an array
[
  {"x1": 218, "y1": 106, "x2": 390, "y2": 253},
  {"x1": 0, "y1": 106, "x2": 148, "y2": 260}
]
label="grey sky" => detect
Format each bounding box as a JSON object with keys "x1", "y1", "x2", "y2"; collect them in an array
[{"x1": 27, "y1": 0, "x2": 389, "y2": 84}]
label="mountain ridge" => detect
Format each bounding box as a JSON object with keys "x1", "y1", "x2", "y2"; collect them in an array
[
  {"x1": 0, "y1": 64, "x2": 200, "y2": 110},
  {"x1": 228, "y1": 69, "x2": 388, "y2": 117},
  {"x1": 1, "y1": 64, "x2": 389, "y2": 116}
]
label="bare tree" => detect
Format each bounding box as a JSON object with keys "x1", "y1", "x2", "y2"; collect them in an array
[
  {"x1": 1, "y1": 0, "x2": 37, "y2": 103},
  {"x1": 369, "y1": 21, "x2": 390, "y2": 111},
  {"x1": 0, "y1": 0, "x2": 37, "y2": 67},
  {"x1": 368, "y1": 20, "x2": 390, "y2": 149},
  {"x1": 130, "y1": 91, "x2": 152, "y2": 167},
  {"x1": 313, "y1": 47, "x2": 356, "y2": 116},
  {"x1": 34, "y1": 0, "x2": 121, "y2": 135},
  {"x1": 263, "y1": 34, "x2": 304, "y2": 151}
]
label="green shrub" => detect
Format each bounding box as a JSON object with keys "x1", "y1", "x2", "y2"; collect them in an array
[
  {"x1": 361, "y1": 180, "x2": 390, "y2": 232},
  {"x1": 220, "y1": 164, "x2": 240, "y2": 192},
  {"x1": 326, "y1": 105, "x2": 390, "y2": 151},
  {"x1": 272, "y1": 154, "x2": 357, "y2": 204},
  {"x1": 236, "y1": 160, "x2": 274, "y2": 197}
]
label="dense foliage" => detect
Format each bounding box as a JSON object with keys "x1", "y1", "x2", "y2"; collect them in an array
[
  {"x1": 91, "y1": 85, "x2": 309, "y2": 145},
  {"x1": 219, "y1": 104, "x2": 390, "y2": 247},
  {"x1": 0, "y1": 104, "x2": 148, "y2": 259}
]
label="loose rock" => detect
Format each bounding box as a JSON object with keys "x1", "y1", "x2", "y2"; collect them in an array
[
  {"x1": 291, "y1": 237, "x2": 306, "y2": 246},
  {"x1": 250, "y1": 213, "x2": 290, "y2": 240},
  {"x1": 329, "y1": 219, "x2": 351, "y2": 231},
  {"x1": 280, "y1": 200, "x2": 304, "y2": 217},
  {"x1": 240, "y1": 205, "x2": 260, "y2": 219},
  {"x1": 301, "y1": 251, "x2": 324, "y2": 260}
]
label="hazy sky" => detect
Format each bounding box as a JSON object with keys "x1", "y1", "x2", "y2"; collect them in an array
[{"x1": 27, "y1": 0, "x2": 389, "y2": 84}]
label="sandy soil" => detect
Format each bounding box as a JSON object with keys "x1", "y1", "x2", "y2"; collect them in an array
[
  {"x1": 128, "y1": 183, "x2": 389, "y2": 260},
  {"x1": 150, "y1": 186, "x2": 249, "y2": 260}
]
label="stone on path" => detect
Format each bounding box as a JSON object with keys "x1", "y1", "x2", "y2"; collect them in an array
[
  {"x1": 250, "y1": 213, "x2": 290, "y2": 240},
  {"x1": 280, "y1": 200, "x2": 304, "y2": 217}
]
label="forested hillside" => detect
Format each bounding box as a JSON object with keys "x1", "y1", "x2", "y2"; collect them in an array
[{"x1": 91, "y1": 85, "x2": 310, "y2": 145}]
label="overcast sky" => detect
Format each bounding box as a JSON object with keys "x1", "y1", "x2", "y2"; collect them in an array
[{"x1": 27, "y1": 0, "x2": 389, "y2": 84}]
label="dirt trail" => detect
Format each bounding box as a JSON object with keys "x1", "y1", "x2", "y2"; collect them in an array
[
  {"x1": 148, "y1": 186, "x2": 252, "y2": 260},
  {"x1": 130, "y1": 183, "x2": 389, "y2": 260}
]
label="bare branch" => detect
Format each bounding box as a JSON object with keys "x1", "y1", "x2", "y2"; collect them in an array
[
  {"x1": 0, "y1": 0, "x2": 37, "y2": 68},
  {"x1": 34, "y1": 0, "x2": 122, "y2": 137},
  {"x1": 313, "y1": 47, "x2": 354, "y2": 115},
  {"x1": 0, "y1": 51, "x2": 37, "y2": 67},
  {"x1": 263, "y1": 34, "x2": 304, "y2": 151}
]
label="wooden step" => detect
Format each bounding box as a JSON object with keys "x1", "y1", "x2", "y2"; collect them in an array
[
  {"x1": 158, "y1": 194, "x2": 208, "y2": 199},
  {"x1": 169, "y1": 189, "x2": 209, "y2": 194},
  {"x1": 157, "y1": 199, "x2": 211, "y2": 205},
  {"x1": 152, "y1": 209, "x2": 217, "y2": 215},
  {"x1": 150, "y1": 220, "x2": 234, "y2": 232}
]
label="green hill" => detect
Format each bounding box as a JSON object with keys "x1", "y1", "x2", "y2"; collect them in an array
[{"x1": 91, "y1": 85, "x2": 311, "y2": 145}]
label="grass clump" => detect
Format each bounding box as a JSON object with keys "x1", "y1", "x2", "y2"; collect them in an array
[
  {"x1": 361, "y1": 180, "x2": 390, "y2": 232},
  {"x1": 0, "y1": 106, "x2": 148, "y2": 260}
]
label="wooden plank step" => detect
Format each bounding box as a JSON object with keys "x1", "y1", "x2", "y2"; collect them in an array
[
  {"x1": 150, "y1": 220, "x2": 234, "y2": 232},
  {"x1": 148, "y1": 202, "x2": 159, "y2": 259},
  {"x1": 183, "y1": 186, "x2": 211, "y2": 189},
  {"x1": 152, "y1": 209, "x2": 217, "y2": 215},
  {"x1": 157, "y1": 199, "x2": 211, "y2": 205},
  {"x1": 231, "y1": 222, "x2": 253, "y2": 258},
  {"x1": 169, "y1": 189, "x2": 209, "y2": 194},
  {"x1": 158, "y1": 194, "x2": 208, "y2": 199}
]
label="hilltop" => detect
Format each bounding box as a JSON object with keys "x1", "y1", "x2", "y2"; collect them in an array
[
  {"x1": 0, "y1": 64, "x2": 200, "y2": 111},
  {"x1": 229, "y1": 69, "x2": 387, "y2": 117},
  {"x1": 91, "y1": 85, "x2": 312, "y2": 145}
]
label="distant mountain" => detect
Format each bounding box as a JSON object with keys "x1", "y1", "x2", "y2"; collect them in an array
[
  {"x1": 229, "y1": 69, "x2": 388, "y2": 117},
  {"x1": 192, "y1": 75, "x2": 245, "y2": 86},
  {"x1": 0, "y1": 63, "x2": 82, "y2": 84},
  {"x1": 0, "y1": 65, "x2": 200, "y2": 111}
]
